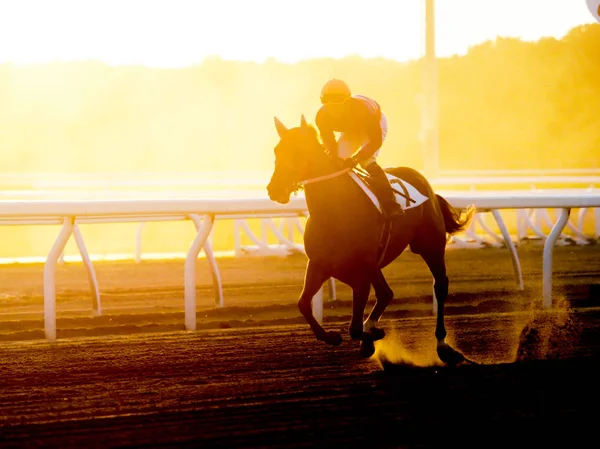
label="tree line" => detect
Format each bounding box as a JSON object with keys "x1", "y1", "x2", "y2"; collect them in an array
[{"x1": 0, "y1": 23, "x2": 597, "y2": 175}]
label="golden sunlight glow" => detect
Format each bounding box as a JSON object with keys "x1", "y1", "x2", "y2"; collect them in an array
[
  {"x1": 0, "y1": 0, "x2": 595, "y2": 66},
  {"x1": 0, "y1": 0, "x2": 597, "y2": 260}
]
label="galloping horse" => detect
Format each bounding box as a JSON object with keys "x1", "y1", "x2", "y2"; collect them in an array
[{"x1": 266, "y1": 115, "x2": 476, "y2": 363}]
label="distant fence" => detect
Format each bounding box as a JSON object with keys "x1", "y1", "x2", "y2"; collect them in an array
[{"x1": 0, "y1": 189, "x2": 599, "y2": 342}]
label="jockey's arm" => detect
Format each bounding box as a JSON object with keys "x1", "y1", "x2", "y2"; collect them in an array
[
  {"x1": 315, "y1": 108, "x2": 338, "y2": 157},
  {"x1": 353, "y1": 116, "x2": 383, "y2": 162}
]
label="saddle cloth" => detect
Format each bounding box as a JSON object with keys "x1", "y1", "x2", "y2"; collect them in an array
[{"x1": 348, "y1": 171, "x2": 429, "y2": 214}]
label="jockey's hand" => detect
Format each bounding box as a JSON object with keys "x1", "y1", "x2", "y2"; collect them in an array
[{"x1": 342, "y1": 156, "x2": 359, "y2": 169}]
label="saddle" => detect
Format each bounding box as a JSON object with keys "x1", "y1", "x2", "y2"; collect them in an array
[{"x1": 350, "y1": 169, "x2": 430, "y2": 265}]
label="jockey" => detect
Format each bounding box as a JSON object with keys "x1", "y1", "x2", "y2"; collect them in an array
[{"x1": 315, "y1": 79, "x2": 404, "y2": 219}]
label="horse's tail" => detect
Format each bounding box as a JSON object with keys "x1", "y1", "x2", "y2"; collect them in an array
[{"x1": 435, "y1": 194, "x2": 476, "y2": 236}]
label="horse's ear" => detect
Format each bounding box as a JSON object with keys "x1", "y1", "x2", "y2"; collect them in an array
[
  {"x1": 274, "y1": 117, "x2": 288, "y2": 138},
  {"x1": 300, "y1": 114, "x2": 309, "y2": 130}
]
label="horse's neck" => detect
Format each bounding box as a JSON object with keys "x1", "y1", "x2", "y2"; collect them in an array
[
  {"x1": 301, "y1": 143, "x2": 362, "y2": 217},
  {"x1": 305, "y1": 145, "x2": 337, "y2": 178},
  {"x1": 303, "y1": 172, "x2": 358, "y2": 219}
]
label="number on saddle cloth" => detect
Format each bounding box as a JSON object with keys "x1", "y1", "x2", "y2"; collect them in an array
[
  {"x1": 389, "y1": 178, "x2": 415, "y2": 208},
  {"x1": 357, "y1": 169, "x2": 415, "y2": 210}
]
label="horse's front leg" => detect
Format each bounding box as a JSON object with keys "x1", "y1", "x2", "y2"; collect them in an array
[
  {"x1": 348, "y1": 276, "x2": 372, "y2": 341},
  {"x1": 298, "y1": 260, "x2": 342, "y2": 346},
  {"x1": 345, "y1": 275, "x2": 378, "y2": 358}
]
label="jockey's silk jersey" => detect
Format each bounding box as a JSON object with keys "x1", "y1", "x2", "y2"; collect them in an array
[{"x1": 315, "y1": 94, "x2": 383, "y2": 161}]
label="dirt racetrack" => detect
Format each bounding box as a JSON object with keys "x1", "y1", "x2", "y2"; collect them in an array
[{"x1": 1, "y1": 243, "x2": 600, "y2": 447}]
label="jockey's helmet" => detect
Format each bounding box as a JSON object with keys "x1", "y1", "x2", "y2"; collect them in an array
[{"x1": 320, "y1": 79, "x2": 351, "y2": 104}]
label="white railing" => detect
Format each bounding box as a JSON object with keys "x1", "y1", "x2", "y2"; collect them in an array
[
  {"x1": 1, "y1": 191, "x2": 599, "y2": 342},
  {"x1": 2, "y1": 174, "x2": 598, "y2": 260},
  {"x1": 225, "y1": 188, "x2": 599, "y2": 258}
]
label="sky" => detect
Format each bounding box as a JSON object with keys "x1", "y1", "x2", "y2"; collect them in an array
[{"x1": 0, "y1": 0, "x2": 597, "y2": 67}]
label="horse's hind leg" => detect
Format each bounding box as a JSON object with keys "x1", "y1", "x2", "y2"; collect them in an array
[
  {"x1": 298, "y1": 260, "x2": 342, "y2": 346},
  {"x1": 420, "y1": 250, "x2": 449, "y2": 342},
  {"x1": 363, "y1": 269, "x2": 394, "y2": 339},
  {"x1": 420, "y1": 249, "x2": 468, "y2": 365}
]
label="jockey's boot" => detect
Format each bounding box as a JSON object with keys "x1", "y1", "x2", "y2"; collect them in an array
[{"x1": 365, "y1": 163, "x2": 405, "y2": 219}]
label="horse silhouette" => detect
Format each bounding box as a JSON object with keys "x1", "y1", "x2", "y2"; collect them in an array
[{"x1": 267, "y1": 115, "x2": 475, "y2": 363}]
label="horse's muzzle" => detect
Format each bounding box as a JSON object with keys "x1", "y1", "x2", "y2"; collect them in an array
[
  {"x1": 267, "y1": 183, "x2": 290, "y2": 204},
  {"x1": 268, "y1": 190, "x2": 290, "y2": 204}
]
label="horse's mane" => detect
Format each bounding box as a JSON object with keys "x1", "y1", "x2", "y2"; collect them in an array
[{"x1": 303, "y1": 123, "x2": 326, "y2": 149}]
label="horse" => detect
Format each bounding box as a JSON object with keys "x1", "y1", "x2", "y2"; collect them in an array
[{"x1": 266, "y1": 115, "x2": 476, "y2": 363}]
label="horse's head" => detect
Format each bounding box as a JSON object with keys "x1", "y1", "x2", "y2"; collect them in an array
[{"x1": 267, "y1": 115, "x2": 324, "y2": 204}]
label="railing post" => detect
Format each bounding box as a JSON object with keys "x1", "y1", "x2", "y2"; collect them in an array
[
  {"x1": 72, "y1": 224, "x2": 102, "y2": 315},
  {"x1": 189, "y1": 214, "x2": 224, "y2": 307},
  {"x1": 543, "y1": 208, "x2": 571, "y2": 308},
  {"x1": 312, "y1": 288, "x2": 323, "y2": 324},
  {"x1": 327, "y1": 278, "x2": 336, "y2": 302},
  {"x1": 43, "y1": 217, "x2": 75, "y2": 341},
  {"x1": 233, "y1": 219, "x2": 242, "y2": 257},
  {"x1": 184, "y1": 214, "x2": 215, "y2": 331},
  {"x1": 491, "y1": 210, "x2": 524, "y2": 290},
  {"x1": 135, "y1": 223, "x2": 145, "y2": 263}
]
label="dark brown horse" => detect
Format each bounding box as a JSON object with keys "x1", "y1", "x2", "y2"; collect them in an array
[{"x1": 266, "y1": 115, "x2": 476, "y2": 363}]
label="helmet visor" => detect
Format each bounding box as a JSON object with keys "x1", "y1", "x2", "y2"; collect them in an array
[{"x1": 320, "y1": 93, "x2": 349, "y2": 105}]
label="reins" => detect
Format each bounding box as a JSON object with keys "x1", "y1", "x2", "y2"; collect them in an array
[{"x1": 299, "y1": 168, "x2": 351, "y2": 185}]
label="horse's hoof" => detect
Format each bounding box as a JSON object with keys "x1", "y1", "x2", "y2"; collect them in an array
[
  {"x1": 323, "y1": 331, "x2": 343, "y2": 346},
  {"x1": 367, "y1": 327, "x2": 385, "y2": 341},
  {"x1": 359, "y1": 337, "x2": 376, "y2": 358},
  {"x1": 349, "y1": 326, "x2": 364, "y2": 341},
  {"x1": 437, "y1": 342, "x2": 466, "y2": 365}
]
